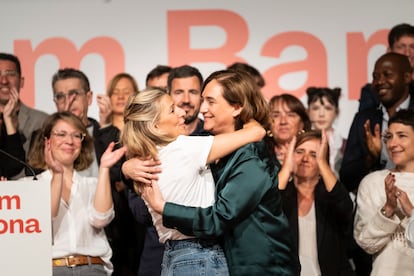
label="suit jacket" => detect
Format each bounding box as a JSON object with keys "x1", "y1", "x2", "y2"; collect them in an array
[
  {"x1": 127, "y1": 190, "x2": 162, "y2": 276},
  {"x1": 358, "y1": 83, "x2": 380, "y2": 112},
  {"x1": 340, "y1": 88, "x2": 414, "y2": 192},
  {"x1": 0, "y1": 130, "x2": 25, "y2": 177},
  {"x1": 88, "y1": 117, "x2": 122, "y2": 183},
  {"x1": 18, "y1": 102, "x2": 48, "y2": 157},
  {"x1": 281, "y1": 180, "x2": 355, "y2": 276},
  {"x1": 8, "y1": 102, "x2": 49, "y2": 179},
  {"x1": 163, "y1": 140, "x2": 300, "y2": 276}
]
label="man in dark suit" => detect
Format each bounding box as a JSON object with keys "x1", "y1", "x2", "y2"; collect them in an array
[
  {"x1": 341, "y1": 52, "x2": 413, "y2": 192},
  {"x1": 340, "y1": 52, "x2": 414, "y2": 276},
  {"x1": 358, "y1": 23, "x2": 414, "y2": 112},
  {"x1": 0, "y1": 53, "x2": 49, "y2": 179}
]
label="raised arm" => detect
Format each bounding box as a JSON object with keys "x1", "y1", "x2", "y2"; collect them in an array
[
  {"x1": 277, "y1": 136, "x2": 296, "y2": 190},
  {"x1": 94, "y1": 142, "x2": 126, "y2": 212},
  {"x1": 44, "y1": 139, "x2": 64, "y2": 218},
  {"x1": 96, "y1": 94, "x2": 113, "y2": 128},
  {"x1": 364, "y1": 119, "x2": 382, "y2": 168},
  {"x1": 354, "y1": 172, "x2": 400, "y2": 254},
  {"x1": 2, "y1": 87, "x2": 19, "y2": 135},
  {"x1": 340, "y1": 113, "x2": 383, "y2": 192},
  {"x1": 207, "y1": 119, "x2": 265, "y2": 163},
  {"x1": 318, "y1": 130, "x2": 337, "y2": 192},
  {"x1": 1, "y1": 88, "x2": 25, "y2": 177}
]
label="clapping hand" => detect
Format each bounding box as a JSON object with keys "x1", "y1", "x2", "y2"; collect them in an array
[
  {"x1": 96, "y1": 94, "x2": 112, "y2": 127},
  {"x1": 44, "y1": 138, "x2": 64, "y2": 174},
  {"x1": 384, "y1": 172, "x2": 414, "y2": 218},
  {"x1": 283, "y1": 135, "x2": 296, "y2": 174},
  {"x1": 384, "y1": 172, "x2": 398, "y2": 214},
  {"x1": 395, "y1": 187, "x2": 414, "y2": 217},
  {"x1": 316, "y1": 130, "x2": 329, "y2": 168},
  {"x1": 100, "y1": 142, "x2": 126, "y2": 169},
  {"x1": 364, "y1": 119, "x2": 381, "y2": 164},
  {"x1": 62, "y1": 91, "x2": 77, "y2": 112},
  {"x1": 277, "y1": 135, "x2": 296, "y2": 190},
  {"x1": 2, "y1": 87, "x2": 19, "y2": 134}
]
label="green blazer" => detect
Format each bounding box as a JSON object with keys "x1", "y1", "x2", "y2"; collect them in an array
[{"x1": 163, "y1": 140, "x2": 300, "y2": 276}]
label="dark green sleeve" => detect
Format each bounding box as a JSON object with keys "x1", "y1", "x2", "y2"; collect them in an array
[
  {"x1": 163, "y1": 202, "x2": 197, "y2": 236},
  {"x1": 163, "y1": 151, "x2": 273, "y2": 238}
]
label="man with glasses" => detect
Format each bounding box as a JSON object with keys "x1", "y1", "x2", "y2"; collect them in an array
[
  {"x1": 50, "y1": 67, "x2": 120, "y2": 178},
  {"x1": 47, "y1": 68, "x2": 139, "y2": 276},
  {"x1": 0, "y1": 52, "x2": 48, "y2": 179}
]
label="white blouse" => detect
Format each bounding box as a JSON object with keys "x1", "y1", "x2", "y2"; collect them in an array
[
  {"x1": 298, "y1": 202, "x2": 321, "y2": 276},
  {"x1": 35, "y1": 170, "x2": 115, "y2": 275}
]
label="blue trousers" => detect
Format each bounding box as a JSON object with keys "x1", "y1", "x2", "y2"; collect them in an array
[{"x1": 161, "y1": 238, "x2": 229, "y2": 276}]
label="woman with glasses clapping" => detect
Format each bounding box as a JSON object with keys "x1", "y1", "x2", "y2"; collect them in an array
[{"x1": 25, "y1": 111, "x2": 126, "y2": 276}]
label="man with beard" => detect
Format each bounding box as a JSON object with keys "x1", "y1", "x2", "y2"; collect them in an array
[{"x1": 167, "y1": 65, "x2": 209, "y2": 136}]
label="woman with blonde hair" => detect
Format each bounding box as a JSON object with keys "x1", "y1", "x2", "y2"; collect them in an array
[
  {"x1": 121, "y1": 84, "x2": 266, "y2": 275},
  {"x1": 99, "y1": 72, "x2": 139, "y2": 130},
  {"x1": 140, "y1": 70, "x2": 299, "y2": 275}
]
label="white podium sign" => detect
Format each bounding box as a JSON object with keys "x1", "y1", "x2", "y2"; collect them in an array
[{"x1": 0, "y1": 180, "x2": 52, "y2": 276}]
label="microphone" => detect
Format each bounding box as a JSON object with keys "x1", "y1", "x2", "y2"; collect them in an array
[{"x1": 0, "y1": 148, "x2": 38, "y2": 180}]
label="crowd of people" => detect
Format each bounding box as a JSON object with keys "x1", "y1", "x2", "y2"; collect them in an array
[{"x1": 1, "y1": 22, "x2": 414, "y2": 276}]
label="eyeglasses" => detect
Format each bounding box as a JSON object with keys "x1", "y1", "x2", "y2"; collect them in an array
[
  {"x1": 51, "y1": 130, "x2": 86, "y2": 142},
  {"x1": 0, "y1": 70, "x2": 19, "y2": 78},
  {"x1": 53, "y1": 89, "x2": 86, "y2": 103}
]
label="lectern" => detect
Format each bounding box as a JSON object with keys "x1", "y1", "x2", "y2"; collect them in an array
[{"x1": 0, "y1": 180, "x2": 51, "y2": 276}]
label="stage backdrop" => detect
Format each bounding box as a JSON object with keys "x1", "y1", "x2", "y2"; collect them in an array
[{"x1": 1, "y1": 0, "x2": 413, "y2": 138}]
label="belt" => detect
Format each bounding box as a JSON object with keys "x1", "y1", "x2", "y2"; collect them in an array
[{"x1": 52, "y1": 255, "x2": 104, "y2": 267}]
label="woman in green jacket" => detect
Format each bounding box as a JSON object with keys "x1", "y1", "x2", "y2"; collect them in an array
[{"x1": 142, "y1": 70, "x2": 300, "y2": 276}]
